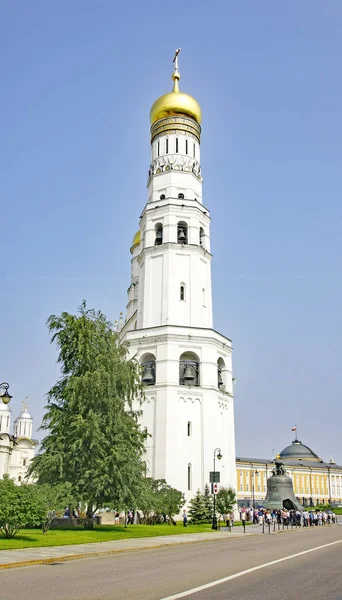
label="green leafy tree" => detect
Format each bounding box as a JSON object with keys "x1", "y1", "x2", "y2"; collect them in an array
[
  {"x1": 203, "y1": 483, "x2": 213, "y2": 521},
  {"x1": 35, "y1": 483, "x2": 76, "y2": 533},
  {"x1": 138, "y1": 478, "x2": 184, "y2": 524},
  {"x1": 158, "y1": 481, "x2": 185, "y2": 524},
  {"x1": 188, "y1": 489, "x2": 208, "y2": 524},
  {"x1": 29, "y1": 302, "x2": 147, "y2": 527},
  {"x1": 0, "y1": 477, "x2": 46, "y2": 538},
  {"x1": 138, "y1": 478, "x2": 163, "y2": 523},
  {"x1": 216, "y1": 486, "x2": 236, "y2": 519}
]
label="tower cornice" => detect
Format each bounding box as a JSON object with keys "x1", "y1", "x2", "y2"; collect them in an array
[
  {"x1": 139, "y1": 198, "x2": 211, "y2": 223},
  {"x1": 137, "y1": 242, "x2": 212, "y2": 264},
  {"x1": 122, "y1": 324, "x2": 232, "y2": 347}
]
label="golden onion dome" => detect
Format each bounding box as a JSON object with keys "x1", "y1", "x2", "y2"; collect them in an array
[
  {"x1": 150, "y1": 51, "x2": 202, "y2": 126},
  {"x1": 130, "y1": 230, "x2": 141, "y2": 254}
]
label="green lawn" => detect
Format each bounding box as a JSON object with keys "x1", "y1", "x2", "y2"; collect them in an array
[
  {"x1": 310, "y1": 505, "x2": 342, "y2": 514},
  {"x1": 0, "y1": 523, "x2": 218, "y2": 551}
]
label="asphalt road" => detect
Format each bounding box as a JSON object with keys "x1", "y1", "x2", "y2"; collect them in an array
[{"x1": 1, "y1": 527, "x2": 341, "y2": 600}]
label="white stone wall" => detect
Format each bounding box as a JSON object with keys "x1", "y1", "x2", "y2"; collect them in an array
[
  {"x1": 8, "y1": 438, "x2": 36, "y2": 484},
  {"x1": 132, "y1": 200, "x2": 212, "y2": 331},
  {"x1": 121, "y1": 325, "x2": 236, "y2": 501},
  {"x1": 0, "y1": 435, "x2": 12, "y2": 479}
]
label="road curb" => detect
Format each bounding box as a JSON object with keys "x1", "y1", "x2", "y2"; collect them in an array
[{"x1": 0, "y1": 533, "x2": 256, "y2": 570}]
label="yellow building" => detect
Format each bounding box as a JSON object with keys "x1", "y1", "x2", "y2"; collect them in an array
[{"x1": 236, "y1": 437, "x2": 342, "y2": 507}]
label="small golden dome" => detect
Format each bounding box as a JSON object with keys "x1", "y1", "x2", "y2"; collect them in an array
[
  {"x1": 150, "y1": 57, "x2": 202, "y2": 125},
  {"x1": 130, "y1": 230, "x2": 141, "y2": 253}
]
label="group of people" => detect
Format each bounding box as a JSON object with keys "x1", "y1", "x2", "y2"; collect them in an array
[
  {"x1": 239, "y1": 506, "x2": 337, "y2": 527},
  {"x1": 63, "y1": 507, "x2": 80, "y2": 519},
  {"x1": 222, "y1": 512, "x2": 235, "y2": 527},
  {"x1": 302, "y1": 509, "x2": 336, "y2": 526}
]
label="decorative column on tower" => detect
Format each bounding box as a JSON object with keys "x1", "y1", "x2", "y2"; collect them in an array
[
  {"x1": 119, "y1": 50, "x2": 236, "y2": 500},
  {"x1": 0, "y1": 402, "x2": 12, "y2": 478}
]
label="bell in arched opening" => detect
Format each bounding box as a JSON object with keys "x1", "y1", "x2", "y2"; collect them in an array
[
  {"x1": 183, "y1": 364, "x2": 195, "y2": 384},
  {"x1": 142, "y1": 362, "x2": 155, "y2": 386},
  {"x1": 178, "y1": 228, "x2": 186, "y2": 243},
  {"x1": 218, "y1": 367, "x2": 224, "y2": 389},
  {"x1": 155, "y1": 228, "x2": 163, "y2": 245}
]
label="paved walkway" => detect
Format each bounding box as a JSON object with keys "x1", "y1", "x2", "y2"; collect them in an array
[
  {"x1": 1, "y1": 521, "x2": 339, "y2": 569},
  {"x1": 0, "y1": 528, "x2": 256, "y2": 569}
]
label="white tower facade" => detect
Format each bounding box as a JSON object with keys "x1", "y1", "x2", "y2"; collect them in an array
[
  {"x1": 120, "y1": 54, "x2": 236, "y2": 500},
  {"x1": 0, "y1": 398, "x2": 37, "y2": 484}
]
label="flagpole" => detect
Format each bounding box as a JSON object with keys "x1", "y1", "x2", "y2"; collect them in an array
[{"x1": 292, "y1": 425, "x2": 298, "y2": 442}]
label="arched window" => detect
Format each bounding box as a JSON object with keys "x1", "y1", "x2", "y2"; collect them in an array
[
  {"x1": 177, "y1": 221, "x2": 188, "y2": 244},
  {"x1": 199, "y1": 227, "x2": 205, "y2": 247},
  {"x1": 18, "y1": 476, "x2": 22, "y2": 483},
  {"x1": 134, "y1": 321, "x2": 137, "y2": 330},
  {"x1": 23, "y1": 458, "x2": 27, "y2": 467},
  {"x1": 176, "y1": 137, "x2": 179, "y2": 153},
  {"x1": 180, "y1": 283, "x2": 185, "y2": 301},
  {"x1": 218, "y1": 358, "x2": 225, "y2": 390},
  {"x1": 179, "y1": 351, "x2": 200, "y2": 387},
  {"x1": 178, "y1": 193, "x2": 185, "y2": 199},
  {"x1": 187, "y1": 421, "x2": 192, "y2": 437},
  {"x1": 141, "y1": 353, "x2": 156, "y2": 386},
  {"x1": 185, "y1": 139, "x2": 188, "y2": 154},
  {"x1": 166, "y1": 139, "x2": 169, "y2": 154},
  {"x1": 157, "y1": 141, "x2": 160, "y2": 157},
  {"x1": 188, "y1": 464, "x2": 192, "y2": 491},
  {"x1": 202, "y1": 288, "x2": 206, "y2": 307},
  {"x1": 155, "y1": 223, "x2": 163, "y2": 246}
]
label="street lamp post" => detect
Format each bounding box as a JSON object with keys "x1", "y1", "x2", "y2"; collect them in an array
[
  {"x1": 212, "y1": 448, "x2": 222, "y2": 530},
  {"x1": 252, "y1": 470, "x2": 255, "y2": 508},
  {"x1": 327, "y1": 466, "x2": 332, "y2": 504},
  {"x1": 0, "y1": 383, "x2": 12, "y2": 405},
  {"x1": 250, "y1": 467, "x2": 259, "y2": 508},
  {"x1": 308, "y1": 466, "x2": 314, "y2": 507}
]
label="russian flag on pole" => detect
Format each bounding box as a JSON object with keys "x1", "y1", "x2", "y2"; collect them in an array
[{"x1": 292, "y1": 426, "x2": 297, "y2": 431}]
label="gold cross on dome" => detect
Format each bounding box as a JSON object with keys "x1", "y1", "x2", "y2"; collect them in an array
[{"x1": 173, "y1": 48, "x2": 181, "y2": 71}]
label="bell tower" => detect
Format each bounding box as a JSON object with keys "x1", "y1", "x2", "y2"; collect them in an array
[{"x1": 119, "y1": 51, "x2": 236, "y2": 500}]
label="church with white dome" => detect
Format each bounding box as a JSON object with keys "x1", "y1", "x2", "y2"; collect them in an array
[
  {"x1": 0, "y1": 399, "x2": 38, "y2": 483},
  {"x1": 118, "y1": 50, "x2": 236, "y2": 500}
]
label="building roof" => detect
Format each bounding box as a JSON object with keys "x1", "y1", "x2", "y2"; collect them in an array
[
  {"x1": 279, "y1": 439, "x2": 321, "y2": 462},
  {"x1": 15, "y1": 398, "x2": 33, "y2": 422},
  {"x1": 236, "y1": 456, "x2": 342, "y2": 470},
  {"x1": 236, "y1": 457, "x2": 272, "y2": 465}
]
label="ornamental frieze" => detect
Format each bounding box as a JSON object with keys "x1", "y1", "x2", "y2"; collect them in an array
[
  {"x1": 147, "y1": 154, "x2": 202, "y2": 184},
  {"x1": 151, "y1": 116, "x2": 201, "y2": 143}
]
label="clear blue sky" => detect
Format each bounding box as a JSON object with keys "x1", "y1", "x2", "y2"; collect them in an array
[{"x1": 1, "y1": 1, "x2": 341, "y2": 462}]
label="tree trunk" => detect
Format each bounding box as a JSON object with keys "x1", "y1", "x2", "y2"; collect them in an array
[{"x1": 84, "y1": 503, "x2": 94, "y2": 529}]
